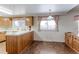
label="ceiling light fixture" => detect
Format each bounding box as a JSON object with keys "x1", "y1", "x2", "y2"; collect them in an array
[
  {"x1": 47, "y1": 9, "x2": 56, "y2": 26},
  {"x1": 47, "y1": 9, "x2": 54, "y2": 20},
  {"x1": 0, "y1": 6, "x2": 13, "y2": 15}
]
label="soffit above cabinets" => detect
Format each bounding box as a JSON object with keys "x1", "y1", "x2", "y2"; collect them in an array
[{"x1": 0, "y1": 4, "x2": 78, "y2": 16}]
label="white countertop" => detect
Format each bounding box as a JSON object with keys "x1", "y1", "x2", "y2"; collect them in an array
[{"x1": 5, "y1": 30, "x2": 33, "y2": 36}]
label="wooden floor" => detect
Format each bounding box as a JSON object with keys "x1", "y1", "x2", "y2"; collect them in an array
[
  {"x1": 22, "y1": 41, "x2": 76, "y2": 54},
  {"x1": 0, "y1": 41, "x2": 77, "y2": 54}
]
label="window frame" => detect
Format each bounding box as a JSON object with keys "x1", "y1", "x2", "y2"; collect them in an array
[
  {"x1": 12, "y1": 18, "x2": 26, "y2": 28},
  {"x1": 38, "y1": 16, "x2": 59, "y2": 32},
  {"x1": 74, "y1": 15, "x2": 79, "y2": 36}
]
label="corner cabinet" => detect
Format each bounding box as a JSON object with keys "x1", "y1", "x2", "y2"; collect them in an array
[{"x1": 26, "y1": 16, "x2": 33, "y2": 26}]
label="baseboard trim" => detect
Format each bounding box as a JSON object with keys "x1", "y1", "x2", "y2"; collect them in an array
[{"x1": 33, "y1": 40, "x2": 64, "y2": 43}]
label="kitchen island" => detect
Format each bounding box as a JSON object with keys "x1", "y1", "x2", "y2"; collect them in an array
[{"x1": 6, "y1": 30, "x2": 34, "y2": 54}]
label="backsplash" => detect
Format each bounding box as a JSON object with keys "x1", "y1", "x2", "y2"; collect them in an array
[{"x1": 0, "y1": 26, "x2": 29, "y2": 32}]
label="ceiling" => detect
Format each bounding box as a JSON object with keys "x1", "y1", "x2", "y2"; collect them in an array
[
  {"x1": 70, "y1": 4, "x2": 79, "y2": 11},
  {"x1": 0, "y1": 4, "x2": 78, "y2": 16}
]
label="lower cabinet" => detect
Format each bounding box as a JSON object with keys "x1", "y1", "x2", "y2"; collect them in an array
[
  {"x1": 65, "y1": 32, "x2": 79, "y2": 53},
  {"x1": 6, "y1": 36, "x2": 18, "y2": 53},
  {"x1": 65, "y1": 32, "x2": 73, "y2": 48},
  {"x1": 0, "y1": 32, "x2": 6, "y2": 42},
  {"x1": 73, "y1": 38, "x2": 79, "y2": 52},
  {"x1": 6, "y1": 31, "x2": 33, "y2": 54}
]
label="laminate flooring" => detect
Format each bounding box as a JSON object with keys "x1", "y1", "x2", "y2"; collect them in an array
[{"x1": 23, "y1": 41, "x2": 76, "y2": 54}]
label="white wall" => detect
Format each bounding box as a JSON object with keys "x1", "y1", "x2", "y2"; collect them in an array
[{"x1": 33, "y1": 11, "x2": 78, "y2": 42}]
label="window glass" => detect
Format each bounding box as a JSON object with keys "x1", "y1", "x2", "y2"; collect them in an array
[
  {"x1": 12, "y1": 18, "x2": 26, "y2": 28},
  {"x1": 40, "y1": 20, "x2": 56, "y2": 31}
]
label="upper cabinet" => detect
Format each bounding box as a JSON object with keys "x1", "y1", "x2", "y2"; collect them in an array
[
  {"x1": 26, "y1": 16, "x2": 33, "y2": 26},
  {"x1": 0, "y1": 17, "x2": 12, "y2": 28},
  {"x1": 0, "y1": 16, "x2": 33, "y2": 29}
]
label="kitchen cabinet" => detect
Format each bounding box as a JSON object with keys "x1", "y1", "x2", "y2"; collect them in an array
[
  {"x1": 0, "y1": 17, "x2": 12, "y2": 28},
  {"x1": 73, "y1": 37, "x2": 79, "y2": 52},
  {"x1": 65, "y1": 32, "x2": 73, "y2": 48},
  {"x1": 65, "y1": 32, "x2": 79, "y2": 53},
  {"x1": 6, "y1": 31, "x2": 34, "y2": 54},
  {"x1": 0, "y1": 32, "x2": 6, "y2": 42},
  {"x1": 26, "y1": 16, "x2": 33, "y2": 26},
  {"x1": 6, "y1": 36, "x2": 18, "y2": 53}
]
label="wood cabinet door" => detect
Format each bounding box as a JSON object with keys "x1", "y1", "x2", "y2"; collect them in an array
[
  {"x1": 65, "y1": 34, "x2": 69, "y2": 45},
  {"x1": 26, "y1": 16, "x2": 33, "y2": 26},
  {"x1": 0, "y1": 32, "x2": 6, "y2": 42},
  {"x1": 68, "y1": 36, "x2": 73, "y2": 48},
  {"x1": 73, "y1": 39, "x2": 79, "y2": 52},
  {"x1": 22, "y1": 34, "x2": 27, "y2": 49},
  {"x1": 17, "y1": 36, "x2": 23, "y2": 53},
  {"x1": 21, "y1": 32, "x2": 33, "y2": 51},
  {"x1": 65, "y1": 38, "x2": 69, "y2": 46},
  {"x1": 6, "y1": 36, "x2": 17, "y2": 54},
  {"x1": 0, "y1": 18, "x2": 12, "y2": 28},
  {"x1": 65, "y1": 32, "x2": 73, "y2": 48}
]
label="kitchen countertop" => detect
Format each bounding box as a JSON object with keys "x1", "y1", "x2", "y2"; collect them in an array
[{"x1": 5, "y1": 30, "x2": 33, "y2": 36}]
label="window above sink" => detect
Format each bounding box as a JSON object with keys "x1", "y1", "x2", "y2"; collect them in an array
[{"x1": 12, "y1": 18, "x2": 26, "y2": 28}]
